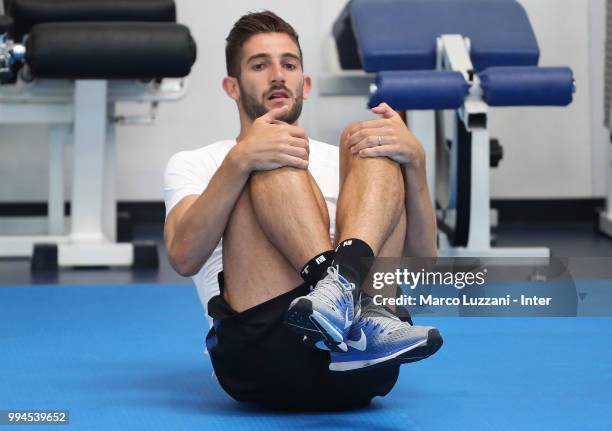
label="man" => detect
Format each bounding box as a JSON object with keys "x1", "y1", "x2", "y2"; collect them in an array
[{"x1": 164, "y1": 11, "x2": 442, "y2": 410}]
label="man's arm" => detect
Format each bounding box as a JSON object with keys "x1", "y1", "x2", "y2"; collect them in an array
[
  {"x1": 165, "y1": 105, "x2": 310, "y2": 276},
  {"x1": 164, "y1": 152, "x2": 250, "y2": 276}
]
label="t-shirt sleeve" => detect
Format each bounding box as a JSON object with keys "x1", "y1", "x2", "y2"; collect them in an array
[{"x1": 163, "y1": 151, "x2": 215, "y2": 218}]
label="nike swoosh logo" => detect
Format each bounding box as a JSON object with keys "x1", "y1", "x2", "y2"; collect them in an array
[{"x1": 346, "y1": 329, "x2": 367, "y2": 351}]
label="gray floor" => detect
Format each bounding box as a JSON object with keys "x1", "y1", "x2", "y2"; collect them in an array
[{"x1": 2, "y1": 221, "x2": 612, "y2": 286}]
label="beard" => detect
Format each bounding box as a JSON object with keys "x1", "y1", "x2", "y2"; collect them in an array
[{"x1": 239, "y1": 80, "x2": 304, "y2": 124}]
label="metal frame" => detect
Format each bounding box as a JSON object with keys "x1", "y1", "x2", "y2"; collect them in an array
[
  {"x1": 0, "y1": 78, "x2": 188, "y2": 266},
  {"x1": 435, "y1": 35, "x2": 548, "y2": 259},
  {"x1": 600, "y1": 168, "x2": 612, "y2": 238},
  {"x1": 599, "y1": 96, "x2": 612, "y2": 238}
]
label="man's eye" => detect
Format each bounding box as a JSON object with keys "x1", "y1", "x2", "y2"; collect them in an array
[
  {"x1": 284, "y1": 63, "x2": 297, "y2": 70},
  {"x1": 252, "y1": 63, "x2": 265, "y2": 71}
]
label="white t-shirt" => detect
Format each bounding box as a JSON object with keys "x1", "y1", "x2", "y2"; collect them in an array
[{"x1": 164, "y1": 139, "x2": 339, "y2": 324}]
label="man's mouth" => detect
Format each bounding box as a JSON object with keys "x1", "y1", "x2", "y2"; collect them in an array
[{"x1": 267, "y1": 90, "x2": 290, "y2": 101}]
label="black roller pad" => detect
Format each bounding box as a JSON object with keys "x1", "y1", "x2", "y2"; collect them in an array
[
  {"x1": 6, "y1": 0, "x2": 176, "y2": 40},
  {"x1": 26, "y1": 22, "x2": 197, "y2": 79}
]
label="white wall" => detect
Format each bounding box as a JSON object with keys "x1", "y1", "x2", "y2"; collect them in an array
[
  {"x1": 489, "y1": 0, "x2": 591, "y2": 198},
  {"x1": 589, "y1": 0, "x2": 608, "y2": 197},
  {"x1": 0, "y1": 0, "x2": 604, "y2": 202}
]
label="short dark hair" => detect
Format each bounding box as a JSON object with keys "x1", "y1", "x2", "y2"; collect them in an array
[{"x1": 225, "y1": 11, "x2": 303, "y2": 78}]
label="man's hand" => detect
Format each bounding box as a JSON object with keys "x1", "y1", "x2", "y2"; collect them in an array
[
  {"x1": 342, "y1": 102, "x2": 425, "y2": 169},
  {"x1": 230, "y1": 105, "x2": 309, "y2": 173}
]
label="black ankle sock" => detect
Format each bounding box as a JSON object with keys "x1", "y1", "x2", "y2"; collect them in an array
[
  {"x1": 331, "y1": 238, "x2": 375, "y2": 289},
  {"x1": 300, "y1": 250, "x2": 335, "y2": 286}
]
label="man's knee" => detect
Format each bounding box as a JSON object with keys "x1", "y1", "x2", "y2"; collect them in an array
[{"x1": 249, "y1": 167, "x2": 330, "y2": 228}]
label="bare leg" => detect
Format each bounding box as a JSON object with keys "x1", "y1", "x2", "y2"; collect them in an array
[
  {"x1": 338, "y1": 137, "x2": 407, "y2": 302},
  {"x1": 223, "y1": 168, "x2": 331, "y2": 312},
  {"x1": 249, "y1": 167, "x2": 332, "y2": 271},
  {"x1": 283, "y1": 145, "x2": 408, "y2": 349},
  {"x1": 363, "y1": 210, "x2": 406, "y2": 309},
  {"x1": 336, "y1": 140, "x2": 405, "y2": 255}
]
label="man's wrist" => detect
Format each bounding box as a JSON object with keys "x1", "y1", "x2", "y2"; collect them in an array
[
  {"x1": 402, "y1": 149, "x2": 428, "y2": 186},
  {"x1": 403, "y1": 145, "x2": 426, "y2": 171},
  {"x1": 227, "y1": 145, "x2": 252, "y2": 177}
]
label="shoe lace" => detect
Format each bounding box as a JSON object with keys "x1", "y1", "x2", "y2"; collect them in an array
[{"x1": 310, "y1": 265, "x2": 355, "y2": 310}]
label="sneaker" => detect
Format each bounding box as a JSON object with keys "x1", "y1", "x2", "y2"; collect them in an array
[
  {"x1": 328, "y1": 297, "x2": 443, "y2": 371},
  {"x1": 285, "y1": 265, "x2": 359, "y2": 352}
]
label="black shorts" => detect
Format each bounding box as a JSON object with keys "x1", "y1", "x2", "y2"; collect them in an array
[{"x1": 205, "y1": 272, "x2": 400, "y2": 411}]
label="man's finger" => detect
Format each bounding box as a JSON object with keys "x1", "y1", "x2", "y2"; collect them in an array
[
  {"x1": 284, "y1": 144, "x2": 309, "y2": 161},
  {"x1": 371, "y1": 102, "x2": 397, "y2": 119},
  {"x1": 343, "y1": 120, "x2": 387, "y2": 148},
  {"x1": 345, "y1": 122, "x2": 361, "y2": 135},
  {"x1": 260, "y1": 105, "x2": 290, "y2": 123},
  {"x1": 347, "y1": 127, "x2": 389, "y2": 147},
  {"x1": 359, "y1": 146, "x2": 385, "y2": 158},
  {"x1": 282, "y1": 155, "x2": 309, "y2": 169},
  {"x1": 352, "y1": 119, "x2": 388, "y2": 132},
  {"x1": 341, "y1": 121, "x2": 360, "y2": 138},
  {"x1": 350, "y1": 135, "x2": 389, "y2": 154},
  {"x1": 287, "y1": 137, "x2": 310, "y2": 153},
  {"x1": 359, "y1": 145, "x2": 401, "y2": 159},
  {"x1": 284, "y1": 125, "x2": 307, "y2": 139}
]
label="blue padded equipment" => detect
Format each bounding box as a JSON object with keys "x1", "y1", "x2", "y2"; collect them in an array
[
  {"x1": 332, "y1": 0, "x2": 575, "y2": 258},
  {"x1": 333, "y1": 0, "x2": 575, "y2": 110},
  {"x1": 480, "y1": 66, "x2": 574, "y2": 107},
  {"x1": 336, "y1": 0, "x2": 540, "y2": 73},
  {"x1": 369, "y1": 70, "x2": 469, "y2": 110}
]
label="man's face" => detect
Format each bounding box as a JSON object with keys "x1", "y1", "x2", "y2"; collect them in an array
[{"x1": 235, "y1": 32, "x2": 310, "y2": 124}]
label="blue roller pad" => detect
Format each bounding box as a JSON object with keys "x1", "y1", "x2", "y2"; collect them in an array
[
  {"x1": 369, "y1": 70, "x2": 469, "y2": 110},
  {"x1": 337, "y1": 0, "x2": 540, "y2": 72},
  {"x1": 480, "y1": 66, "x2": 574, "y2": 106}
]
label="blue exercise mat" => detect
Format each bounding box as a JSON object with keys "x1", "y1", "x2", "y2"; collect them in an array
[{"x1": 1, "y1": 283, "x2": 610, "y2": 430}]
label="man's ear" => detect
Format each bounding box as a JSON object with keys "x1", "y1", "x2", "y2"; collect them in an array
[
  {"x1": 301, "y1": 74, "x2": 312, "y2": 100},
  {"x1": 223, "y1": 76, "x2": 240, "y2": 101}
]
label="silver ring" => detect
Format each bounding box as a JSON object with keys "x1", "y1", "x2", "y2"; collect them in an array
[{"x1": 377, "y1": 135, "x2": 382, "y2": 146}]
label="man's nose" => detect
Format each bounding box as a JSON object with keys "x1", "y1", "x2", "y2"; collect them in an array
[{"x1": 269, "y1": 63, "x2": 285, "y2": 85}]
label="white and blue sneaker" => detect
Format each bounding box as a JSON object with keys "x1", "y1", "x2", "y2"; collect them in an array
[
  {"x1": 328, "y1": 297, "x2": 443, "y2": 372},
  {"x1": 285, "y1": 265, "x2": 360, "y2": 352}
]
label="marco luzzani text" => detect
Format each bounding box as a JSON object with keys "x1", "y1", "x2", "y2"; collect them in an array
[{"x1": 371, "y1": 268, "x2": 552, "y2": 307}]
